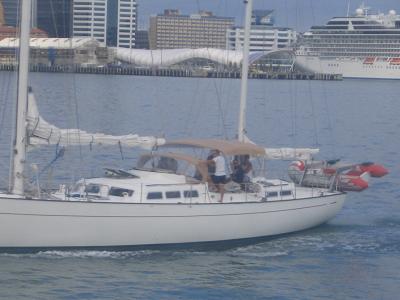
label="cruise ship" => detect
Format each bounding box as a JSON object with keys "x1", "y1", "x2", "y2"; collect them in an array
[{"x1": 295, "y1": 5, "x2": 400, "y2": 79}]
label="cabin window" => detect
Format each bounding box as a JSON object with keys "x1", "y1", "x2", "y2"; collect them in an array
[
  {"x1": 183, "y1": 190, "x2": 199, "y2": 198},
  {"x1": 147, "y1": 192, "x2": 163, "y2": 200},
  {"x1": 280, "y1": 190, "x2": 292, "y2": 196},
  {"x1": 267, "y1": 191, "x2": 278, "y2": 197},
  {"x1": 109, "y1": 187, "x2": 134, "y2": 197},
  {"x1": 85, "y1": 184, "x2": 100, "y2": 194},
  {"x1": 166, "y1": 191, "x2": 181, "y2": 199}
]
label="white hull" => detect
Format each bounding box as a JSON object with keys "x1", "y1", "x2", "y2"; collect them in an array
[
  {"x1": 0, "y1": 193, "x2": 345, "y2": 248},
  {"x1": 295, "y1": 55, "x2": 400, "y2": 79}
]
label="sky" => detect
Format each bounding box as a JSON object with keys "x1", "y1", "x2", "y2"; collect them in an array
[{"x1": 136, "y1": 0, "x2": 399, "y2": 31}]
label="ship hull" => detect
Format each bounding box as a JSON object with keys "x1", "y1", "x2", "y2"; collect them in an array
[
  {"x1": 0, "y1": 193, "x2": 345, "y2": 249},
  {"x1": 295, "y1": 55, "x2": 400, "y2": 79}
]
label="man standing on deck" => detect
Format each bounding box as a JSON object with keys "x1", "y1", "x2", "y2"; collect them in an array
[{"x1": 210, "y1": 150, "x2": 226, "y2": 202}]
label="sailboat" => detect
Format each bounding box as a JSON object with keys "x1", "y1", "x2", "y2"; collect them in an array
[{"x1": 0, "y1": 0, "x2": 346, "y2": 249}]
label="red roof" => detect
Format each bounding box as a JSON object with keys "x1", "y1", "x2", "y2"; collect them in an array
[{"x1": 0, "y1": 26, "x2": 48, "y2": 39}]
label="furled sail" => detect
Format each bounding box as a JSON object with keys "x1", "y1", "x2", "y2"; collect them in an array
[
  {"x1": 26, "y1": 90, "x2": 165, "y2": 149},
  {"x1": 242, "y1": 134, "x2": 319, "y2": 161},
  {"x1": 264, "y1": 148, "x2": 319, "y2": 160}
]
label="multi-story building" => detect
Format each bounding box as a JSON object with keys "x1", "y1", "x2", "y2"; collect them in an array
[
  {"x1": 73, "y1": 0, "x2": 137, "y2": 48},
  {"x1": 0, "y1": 0, "x2": 46, "y2": 40},
  {"x1": 227, "y1": 10, "x2": 296, "y2": 52},
  {"x1": 135, "y1": 30, "x2": 149, "y2": 49},
  {"x1": 2, "y1": 0, "x2": 19, "y2": 27},
  {"x1": 72, "y1": 0, "x2": 107, "y2": 43},
  {"x1": 37, "y1": 0, "x2": 72, "y2": 38},
  {"x1": 2, "y1": 0, "x2": 37, "y2": 27},
  {"x1": 116, "y1": 0, "x2": 137, "y2": 48},
  {"x1": 0, "y1": 2, "x2": 5, "y2": 25},
  {"x1": 149, "y1": 9, "x2": 234, "y2": 49}
]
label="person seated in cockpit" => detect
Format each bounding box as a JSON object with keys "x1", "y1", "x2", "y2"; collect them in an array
[{"x1": 231, "y1": 157, "x2": 245, "y2": 183}]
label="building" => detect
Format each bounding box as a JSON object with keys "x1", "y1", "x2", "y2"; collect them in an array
[
  {"x1": 73, "y1": 0, "x2": 137, "y2": 48},
  {"x1": 116, "y1": 0, "x2": 137, "y2": 48},
  {"x1": 1, "y1": 0, "x2": 37, "y2": 27},
  {"x1": 0, "y1": 1, "x2": 5, "y2": 25},
  {"x1": 0, "y1": 37, "x2": 109, "y2": 66},
  {"x1": 0, "y1": 1, "x2": 47, "y2": 41},
  {"x1": 0, "y1": 26, "x2": 47, "y2": 40},
  {"x1": 227, "y1": 10, "x2": 296, "y2": 52},
  {"x1": 37, "y1": 0, "x2": 72, "y2": 38},
  {"x1": 2, "y1": 0, "x2": 19, "y2": 26},
  {"x1": 72, "y1": 0, "x2": 107, "y2": 43},
  {"x1": 135, "y1": 30, "x2": 149, "y2": 49},
  {"x1": 1, "y1": 0, "x2": 71, "y2": 37},
  {"x1": 251, "y1": 9, "x2": 274, "y2": 26},
  {"x1": 149, "y1": 9, "x2": 234, "y2": 49},
  {"x1": 107, "y1": 0, "x2": 137, "y2": 48}
]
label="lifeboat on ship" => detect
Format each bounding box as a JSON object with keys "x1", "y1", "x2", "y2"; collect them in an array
[
  {"x1": 389, "y1": 58, "x2": 400, "y2": 65},
  {"x1": 288, "y1": 160, "x2": 388, "y2": 192},
  {"x1": 363, "y1": 57, "x2": 376, "y2": 65}
]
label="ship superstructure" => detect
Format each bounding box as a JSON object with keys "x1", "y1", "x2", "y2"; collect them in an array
[{"x1": 295, "y1": 5, "x2": 400, "y2": 79}]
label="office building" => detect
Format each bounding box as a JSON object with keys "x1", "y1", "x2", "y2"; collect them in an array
[
  {"x1": 73, "y1": 0, "x2": 137, "y2": 48},
  {"x1": 135, "y1": 30, "x2": 149, "y2": 49},
  {"x1": 227, "y1": 10, "x2": 296, "y2": 52},
  {"x1": 72, "y1": 0, "x2": 107, "y2": 43},
  {"x1": 37, "y1": 0, "x2": 72, "y2": 38},
  {"x1": 149, "y1": 9, "x2": 234, "y2": 49},
  {"x1": 2, "y1": 0, "x2": 19, "y2": 26},
  {"x1": 1, "y1": 0, "x2": 37, "y2": 27},
  {"x1": 0, "y1": 2, "x2": 5, "y2": 25},
  {"x1": 116, "y1": 0, "x2": 137, "y2": 48}
]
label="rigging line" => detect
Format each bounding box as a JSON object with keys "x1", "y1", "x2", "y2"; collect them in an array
[
  {"x1": 207, "y1": 48, "x2": 228, "y2": 139},
  {"x1": 206, "y1": 49, "x2": 228, "y2": 139},
  {"x1": 309, "y1": 0, "x2": 336, "y2": 158},
  {"x1": 289, "y1": 80, "x2": 297, "y2": 148},
  {"x1": 0, "y1": 74, "x2": 13, "y2": 186},
  {"x1": 71, "y1": 66, "x2": 84, "y2": 171},
  {"x1": 195, "y1": 0, "x2": 201, "y2": 12},
  {"x1": 307, "y1": 80, "x2": 320, "y2": 147},
  {"x1": 183, "y1": 75, "x2": 201, "y2": 137},
  {"x1": 49, "y1": 0, "x2": 59, "y2": 38},
  {"x1": 0, "y1": 64, "x2": 12, "y2": 137},
  {"x1": 212, "y1": 78, "x2": 228, "y2": 140}
]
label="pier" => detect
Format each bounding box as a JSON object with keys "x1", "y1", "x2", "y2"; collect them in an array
[{"x1": 0, "y1": 64, "x2": 342, "y2": 81}]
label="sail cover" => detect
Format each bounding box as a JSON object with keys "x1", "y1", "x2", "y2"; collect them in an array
[
  {"x1": 242, "y1": 134, "x2": 319, "y2": 161},
  {"x1": 26, "y1": 91, "x2": 165, "y2": 149},
  {"x1": 264, "y1": 148, "x2": 319, "y2": 160}
]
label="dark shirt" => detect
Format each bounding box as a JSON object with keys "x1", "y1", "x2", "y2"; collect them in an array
[{"x1": 232, "y1": 164, "x2": 245, "y2": 183}]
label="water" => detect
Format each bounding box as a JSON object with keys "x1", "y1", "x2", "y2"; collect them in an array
[{"x1": 0, "y1": 73, "x2": 399, "y2": 299}]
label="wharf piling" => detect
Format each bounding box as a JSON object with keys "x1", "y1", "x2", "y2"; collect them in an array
[{"x1": 0, "y1": 64, "x2": 342, "y2": 81}]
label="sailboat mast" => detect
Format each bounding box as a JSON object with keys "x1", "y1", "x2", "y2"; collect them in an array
[
  {"x1": 238, "y1": 0, "x2": 253, "y2": 142},
  {"x1": 10, "y1": 0, "x2": 32, "y2": 195}
]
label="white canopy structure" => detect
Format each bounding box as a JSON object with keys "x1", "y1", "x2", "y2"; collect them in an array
[
  {"x1": 26, "y1": 90, "x2": 165, "y2": 150},
  {"x1": 0, "y1": 37, "x2": 103, "y2": 49},
  {"x1": 113, "y1": 48, "x2": 294, "y2": 68}
]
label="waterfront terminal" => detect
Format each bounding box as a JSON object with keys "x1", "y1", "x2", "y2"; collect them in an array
[{"x1": 0, "y1": 37, "x2": 341, "y2": 80}]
